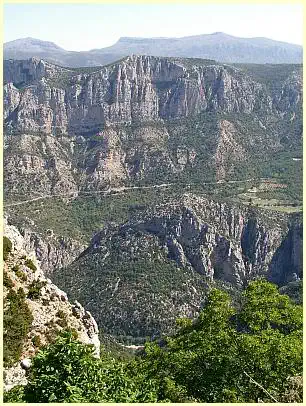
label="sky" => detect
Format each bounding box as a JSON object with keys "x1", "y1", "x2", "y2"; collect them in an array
[{"x1": 4, "y1": 3, "x2": 303, "y2": 51}]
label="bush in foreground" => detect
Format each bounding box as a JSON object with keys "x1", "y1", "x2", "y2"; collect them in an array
[{"x1": 4, "y1": 280, "x2": 302, "y2": 403}]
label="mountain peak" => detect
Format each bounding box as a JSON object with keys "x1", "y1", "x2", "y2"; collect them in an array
[
  {"x1": 5, "y1": 37, "x2": 65, "y2": 51},
  {"x1": 4, "y1": 33, "x2": 302, "y2": 67}
]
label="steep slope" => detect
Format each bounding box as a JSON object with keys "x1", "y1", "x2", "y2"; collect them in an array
[
  {"x1": 3, "y1": 220, "x2": 100, "y2": 391},
  {"x1": 4, "y1": 33, "x2": 303, "y2": 66},
  {"x1": 3, "y1": 54, "x2": 302, "y2": 351},
  {"x1": 51, "y1": 194, "x2": 302, "y2": 343},
  {"x1": 3, "y1": 56, "x2": 302, "y2": 200},
  {"x1": 4, "y1": 55, "x2": 302, "y2": 133}
]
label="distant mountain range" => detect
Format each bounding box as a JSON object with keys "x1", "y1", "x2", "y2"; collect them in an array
[{"x1": 4, "y1": 32, "x2": 302, "y2": 67}]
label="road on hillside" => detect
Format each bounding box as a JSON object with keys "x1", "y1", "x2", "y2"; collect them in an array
[{"x1": 4, "y1": 178, "x2": 269, "y2": 208}]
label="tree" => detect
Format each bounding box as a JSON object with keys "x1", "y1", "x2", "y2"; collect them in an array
[
  {"x1": 136, "y1": 281, "x2": 303, "y2": 402},
  {"x1": 4, "y1": 281, "x2": 302, "y2": 403},
  {"x1": 7, "y1": 331, "x2": 159, "y2": 403}
]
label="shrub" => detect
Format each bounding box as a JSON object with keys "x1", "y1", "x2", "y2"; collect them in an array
[
  {"x1": 137, "y1": 280, "x2": 303, "y2": 402},
  {"x1": 32, "y1": 335, "x2": 42, "y2": 348},
  {"x1": 12, "y1": 264, "x2": 20, "y2": 272},
  {"x1": 56, "y1": 318, "x2": 68, "y2": 328},
  {"x1": 17, "y1": 287, "x2": 26, "y2": 299},
  {"x1": 25, "y1": 258, "x2": 37, "y2": 271},
  {"x1": 3, "y1": 281, "x2": 302, "y2": 403},
  {"x1": 4, "y1": 271, "x2": 14, "y2": 288},
  {"x1": 27, "y1": 280, "x2": 47, "y2": 300},
  {"x1": 15, "y1": 270, "x2": 27, "y2": 281},
  {"x1": 56, "y1": 310, "x2": 66, "y2": 319},
  {"x1": 3, "y1": 385, "x2": 25, "y2": 403},
  {"x1": 4, "y1": 288, "x2": 33, "y2": 367},
  {"x1": 3, "y1": 236, "x2": 12, "y2": 261},
  {"x1": 11, "y1": 331, "x2": 159, "y2": 403}
]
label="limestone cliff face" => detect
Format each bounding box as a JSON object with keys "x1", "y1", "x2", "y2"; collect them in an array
[
  {"x1": 4, "y1": 58, "x2": 65, "y2": 87},
  {"x1": 5, "y1": 215, "x2": 85, "y2": 274},
  {"x1": 3, "y1": 56, "x2": 302, "y2": 198},
  {"x1": 21, "y1": 228, "x2": 85, "y2": 274},
  {"x1": 50, "y1": 195, "x2": 301, "y2": 341},
  {"x1": 268, "y1": 218, "x2": 303, "y2": 285},
  {"x1": 4, "y1": 56, "x2": 302, "y2": 136},
  {"x1": 3, "y1": 220, "x2": 100, "y2": 390},
  {"x1": 105, "y1": 194, "x2": 292, "y2": 286},
  {"x1": 4, "y1": 133, "x2": 78, "y2": 197},
  {"x1": 276, "y1": 71, "x2": 303, "y2": 113}
]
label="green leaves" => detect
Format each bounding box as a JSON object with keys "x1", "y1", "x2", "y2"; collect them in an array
[
  {"x1": 4, "y1": 281, "x2": 302, "y2": 403},
  {"x1": 3, "y1": 288, "x2": 33, "y2": 367},
  {"x1": 135, "y1": 280, "x2": 303, "y2": 402},
  {"x1": 12, "y1": 330, "x2": 159, "y2": 403},
  {"x1": 3, "y1": 236, "x2": 12, "y2": 261},
  {"x1": 238, "y1": 279, "x2": 302, "y2": 333}
]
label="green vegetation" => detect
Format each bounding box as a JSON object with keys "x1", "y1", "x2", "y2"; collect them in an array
[
  {"x1": 45, "y1": 71, "x2": 73, "y2": 89},
  {"x1": 15, "y1": 270, "x2": 27, "y2": 281},
  {"x1": 280, "y1": 280, "x2": 303, "y2": 305},
  {"x1": 56, "y1": 318, "x2": 68, "y2": 329},
  {"x1": 4, "y1": 281, "x2": 302, "y2": 402},
  {"x1": 5, "y1": 330, "x2": 158, "y2": 403},
  {"x1": 4, "y1": 270, "x2": 14, "y2": 289},
  {"x1": 167, "y1": 56, "x2": 217, "y2": 69},
  {"x1": 3, "y1": 236, "x2": 12, "y2": 261},
  {"x1": 70, "y1": 66, "x2": 104, "y2": 74},
  {"x1": 56, "y1": 310, "x2": 66, "y2": 319},
  {"x1": 6, "y1": 187, "x2": 185, "y2": 243},
  {"x1": 4, "y1": 287, "x2": 33, "y2": 367},
  {"x1": 139, "y1": 280, "x2": 302, "y2": 402},
  {"x1": 24, "y1": 258, "x2": 37, "y2": 271},
  {"x1": 32, "y1": 335, "x2": 42, "y2": 348},
  {"x1": 54, "y1": 254, "x2": 208, "y2": 343},
  {"x1": 100, "y1": 334, "x2": 137, "y2": 361},
  {"x1": 233, "y1": 63, "x2": 302, "y2": 93},
  {"x1": 27, "y1": 280, "x2": 47, "y2": 300}
]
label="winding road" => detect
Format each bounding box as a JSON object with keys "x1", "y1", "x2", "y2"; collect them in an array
[{"x1": 4, "y1": 178, "x2": 269, "y2": 208}]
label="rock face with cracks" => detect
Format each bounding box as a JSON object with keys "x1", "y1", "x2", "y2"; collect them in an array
[
  {"x1": 51, "y1": 195, "x2": 302, "y2": 342},
  {"x1": 3, "y1": 56, "x2": 302, "y2": 198},
  {"x1": 4, "y1": 56, "x2": 302, "y2": 135},
  {"x1": 3, "y1": 219, "x2": 100, "y2": 391}
]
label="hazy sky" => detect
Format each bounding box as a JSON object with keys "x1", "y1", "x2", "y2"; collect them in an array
[{"x1": 4, "y1": 3, "x2": 303, "y2": 51}]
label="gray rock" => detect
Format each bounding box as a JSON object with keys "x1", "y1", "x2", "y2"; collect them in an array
[{"x1": 20, "y1": 358, "x2": 31, "y2": 370}]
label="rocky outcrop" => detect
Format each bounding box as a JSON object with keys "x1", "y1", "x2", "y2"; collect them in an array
[
  {"x1": 215, "y1": 119, "x2": 246, "y2": 181},
  {"x1": 4, "y1": 133, "x2": 78, "y2": 197},
  {"x1": 22, "y1": 230, "x2": 85, "y2": 274},
  {"x1": 3, "y1": 56, "x2": 302, "y2": 199},
  {"x1": 276, "y1": 71, "x2": 303, "y2": 113},
  {"x1": 4, "y1": 56, "x2": 302, "y2": 136},
  {"x1": 4, "y1": 57, "x2": 69, "y2": 88},
  {"x1": 3, "y1": 221, "x2": 100, "y2": 391},
  {"x1": 268, "y1": 217, "x2": 303, "y2": 285},
  {"x1": 4, "y1": 216, "x2": 85, "y2": 273},
  {"x1": 115, "y1": 194, "x2": 291, "y2": 285},
  {"x1": 51, "y1": 194, "x2": 302, "y2": 342}
]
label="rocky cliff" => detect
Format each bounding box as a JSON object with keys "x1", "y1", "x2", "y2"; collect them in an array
[
  {"x1": 51, "y1": 194, "x2": 302, "y2": 342},
  {"x1": 4, "y1": 56, "x2": 302, "y2": 135},
  {"x1": 3, "y1": 56, "x2": 302, "y2": 200},
  {"x1": 3, "y1": 220, "x2": 100, "y2": 391},
  {"x1": 3, "y1": 55, "x2": 303, "y2": 347}
]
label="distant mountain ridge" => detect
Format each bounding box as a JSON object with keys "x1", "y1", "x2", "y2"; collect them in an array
[{"x1": 4, "y1": 32, "x2": 302, "y2": 67}]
